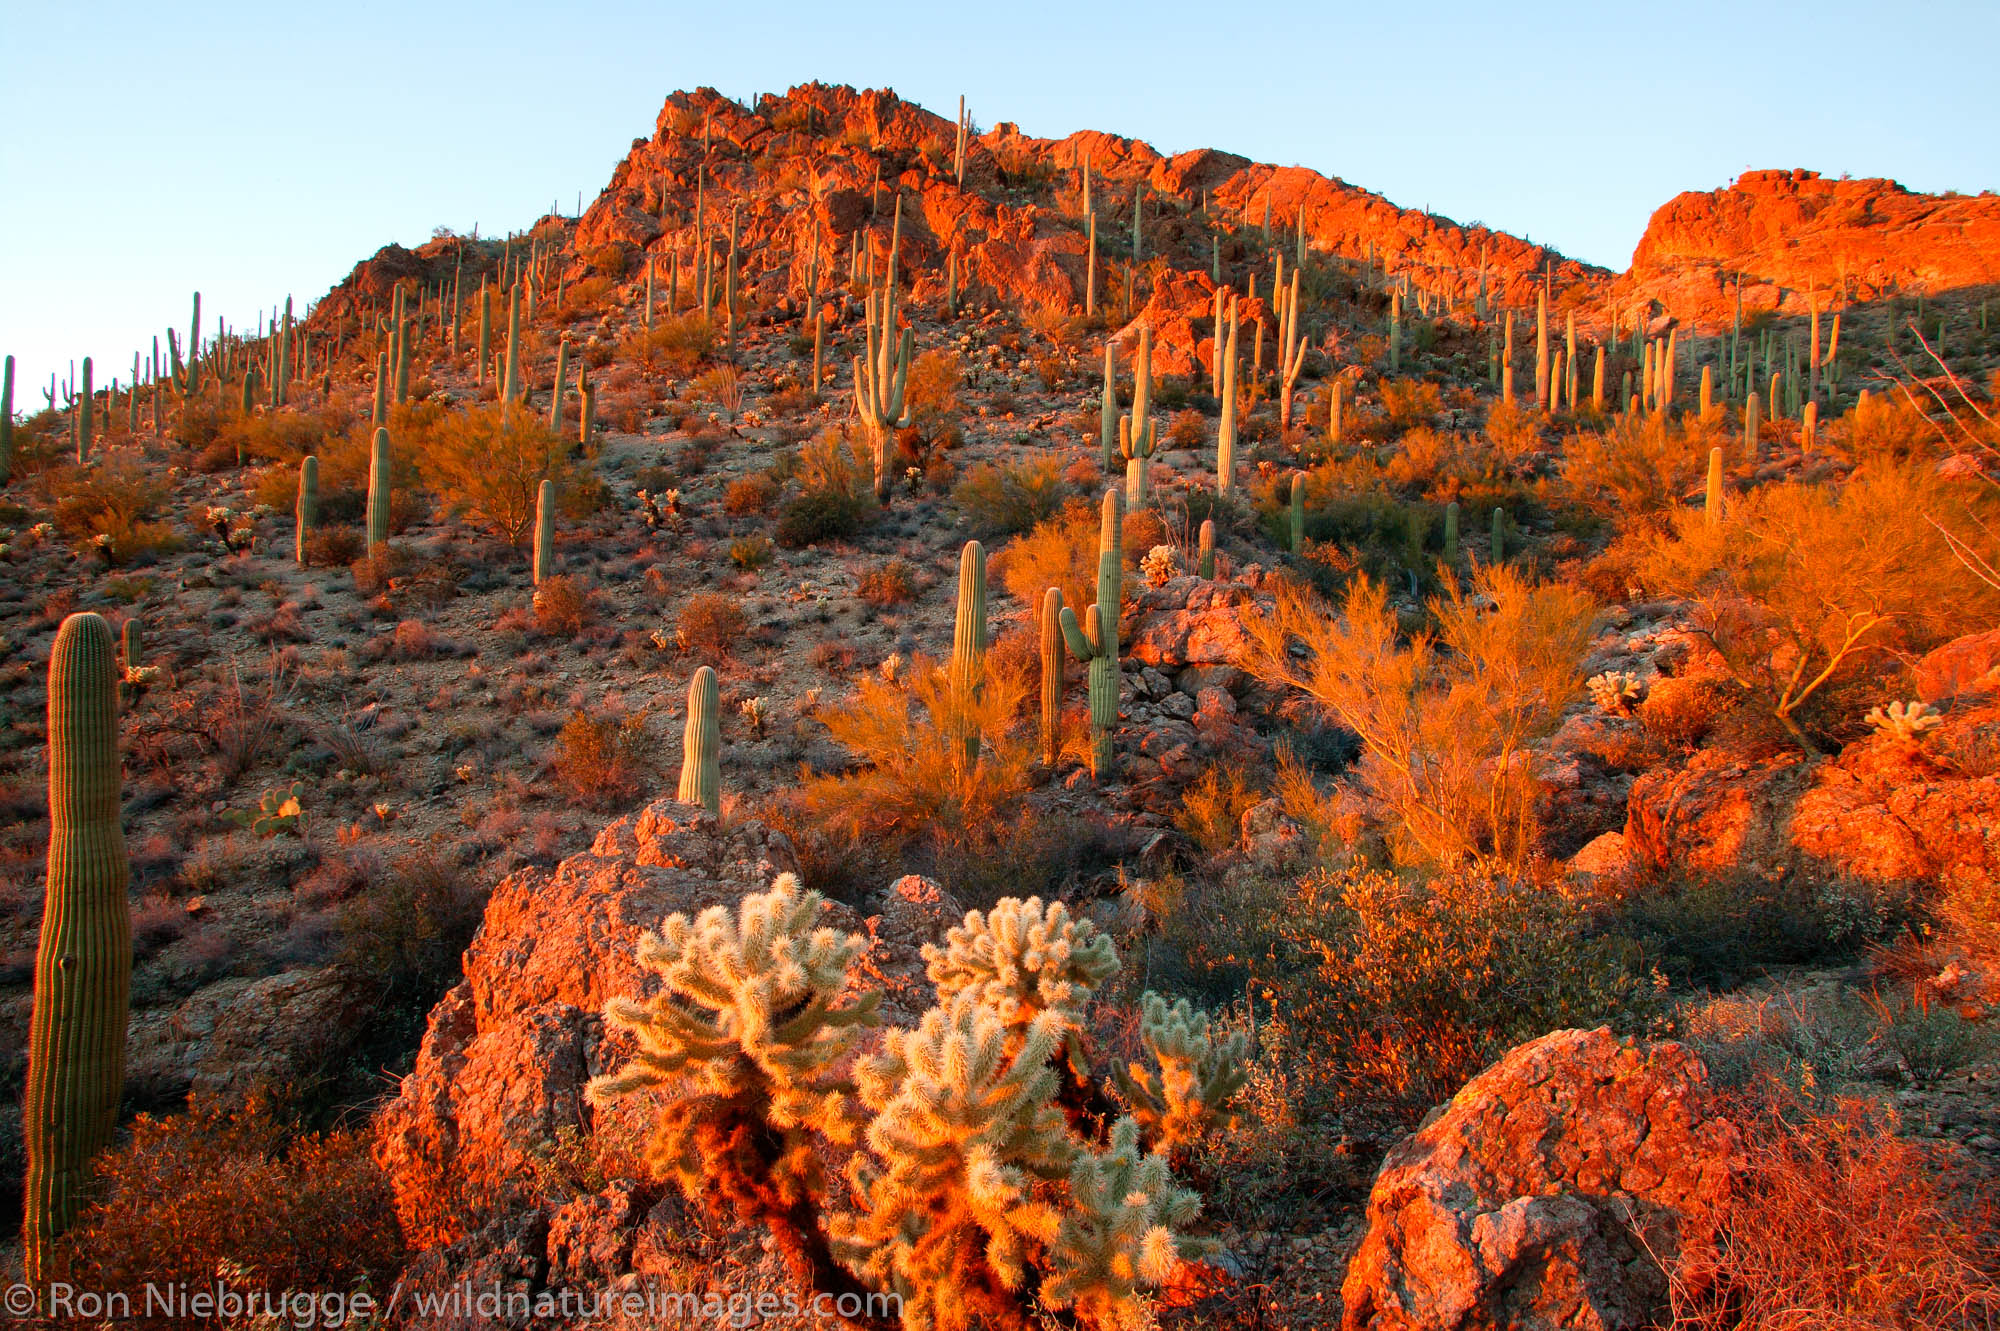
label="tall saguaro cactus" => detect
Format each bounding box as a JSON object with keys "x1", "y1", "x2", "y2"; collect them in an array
[
  {"x1": 24, "y1": 612, "x2": 131, "y2": 1285},
  {"x1": 679, "y1": 666, "x2": 721, "y2": 816},
  {"x1": 77, "y1": 357, "x2": 93, "y2": 462},
  {"x1": 1099, "y1": 341, "x2": 1118, "y2": 475},
  {"x1": 533, "y1": 479, "x2": 555, "y2": 583},
  {"x1": 502, "y1": 282, "x2": 522, "y2": 404},
  {"x1": 1039, "y1": 587, "x2": 1063, "y2": 767},
  {"x1": 2, "y1": 352, "x2": 15, "y2": 484},
  {"x1": 951, "y1": 540, "x2": 987, "y2": 769},
  {"x1": 296, "y1": 455, "x2": 318, "y2": 565},
  {"x1": 854, "y1": 201, "x2": 913, "y2": 504},
  {"x1": 1120, "y1": 414, "x2": 1155, "y2": 509},
  {"x1": 1058, "y1": 490, "x2": 1124, "y2": 781},
  {"x1": 1289, "y1": 473, "x2": 1306, "y2": 553},
  {"x1": 366, "y1": 427, "x2": 391, "y2": 549},
  {"x1": 1217, "y1": 298, "x2": 1240, "y2": 496}
]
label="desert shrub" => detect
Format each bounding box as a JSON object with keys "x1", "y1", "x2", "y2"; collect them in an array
[
  {"x1": 416, "y1": 402, "x2": 579, "y2": 544},
  {"x1": 801, "y1": 655, "x2": 1033, "y2": 859},
  {"x1": 1380, "y1": 377, "x2": 1442, "y2": 430},
  {"x1": 531, "y1": 573, "x2": 593, "y2": 637},
  {"x1": 48, "y1": 461, "x2": 172, "y2": 562},
  {"x1": 722, "y1": 471, "x2": 779, "y2": 515},
  {"x1": 550, "y1": 710, "x2": 650, "y2": 811},
  {"x1": 1563, "y1": 409, "x2": 1721, "y2": 524},
  {"x1": 692, "y1": 364, "x2": 743, "y2": 420},
  {"x1": 1833, "y1": 389, "x2": 1936, "y2": 465},
  {"x1": 1165, "y1": 408, "x2": 1209, "y2": 450},
  {"x1": 1383, "y1": 425, "x2": 1455, "y2": 491},
  {"x1": 1176, "y1": 763, "x2": 1263, "y2": 855},
  {"x1": 1267, "y1": 864, "x2": 1652, "y2": 1126},
  {"x1": 212, "y1": 407, "x2": 334, "y2": 468},
  {"x1": 905, "y1": 348, "x2": 963, "y2": 428},
  {"x1": 1669, "y1": 1093, "x2": 2000, "y2": 1330},
  {"x1": 624, "y1": 312, "x2": 714, "y2": 375},
  {"x1": 777, "y1": 487, "x2": 873, "y2": 547},
  {"x1": 952, "y1": 455, "x2": 1065, "y2": 536},
  {"x1": 335, "y1": 849, "x2": 484, "y2": 1044},
  {"x1": 994, "y1": 497, "x2": 1144, "y2": 619},
  {"x1": 1481, "y1": 397, "x2": 1543, "y2": 465},
  {"x1": 1611, "y1": 872, "x2": 1908, "y2": 987},
  {"x1": 1240, "y1": 563, "x2": 1594, "y2": 868},
  {"x1": 305, "y1": 526, "x2": 363, "y2": 568},
  {"x1": 45, "y1": 1096, "x2": 403, "y2": 1313},
  {"x1": 1636, "y1": 674, "x2": 1739, "y2": 748},
  {"x1": 729, "y1": 533, "x2": 774, "y2": 569},
  {"x1": 676, "y1": 591, "x2": 746, "y2": 660},
  {"x1": 1635, "y1": 462, "x2": 2000, "y2": 750},
  {"x1": 858, "y1": 558, "x2": 917, "y2": 608}
]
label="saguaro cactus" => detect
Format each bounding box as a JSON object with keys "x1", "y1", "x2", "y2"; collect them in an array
[
  {"x1": 1120, "y1": 414, "x2": 1155, "y2": 509},
  {"x1": 1705, "y1": 447, "x2": 1724, "y2": 528},
  {"x1": 77, "y1": 357, "x2": 93, "y2": 462},
  {"x1": 551, "y1": 336, "x2": 571, "y2": 432},
  {"x1": 951, "y1": 540, "x2": 987, "y2": 769},
  {"x1": 1197, "y1": 518, "x2": 1215, "y2": 579},
  {"x1": 854, "y1": 202, "x2": 913, "y2": 505},
  {"x1": 2, "y1": 352, "x2": 15, "y2": 484},
  {"x1": 1289, "y1": 473, "x2": 1306, "y2": 553},
  {"x1": 366, "y1": 427, "x2": 391, "y2": 549},
  {"x1": 1443, "y1": 500, "x2": 1460, "y2": 566},
  {"x1": 1058, "y1": 490, "x2": 1123, "y2": 781},
  {"x1": 24, "y1": 612, "x2": 131, "y2": 1285},
  {"x1": 120, "y1": 617, "x2": 141, "y2": 672},
  {"x1": 296, "y1": 455, "x2": 318, "y2": 565},
  {"x1": 1490, "y1": 507, "x2": 1505, "y2": 565},
  {"x1": 502, "y1": 282, "x2": 522, "y2": 403},
  {"x1": 1039, "y1": 587, "x2": 1063, "y2": 767},
  {"x1": 1217, "y1": 298, "x2": 1240, "y2": 495},
  {"x1": 679, "y1": 665, "x2": 720, "y2": 816},
  {"x1": 1099, "y1": 341, "x2": 1118, "y2": 475},
  {"x1": 533, "y1": 479, "x2": 555, "y2": 583}
]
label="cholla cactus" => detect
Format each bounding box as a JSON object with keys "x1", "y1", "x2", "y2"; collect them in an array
[
  {"x1": 1865, "y1": 699, "x2": 1942, "y2": 742},
  {"x1": 740, "y1": 695, "x2": 769, "y2": 737},
  {"x1": 833, "y1": 996, "x2": 1076, "y2": 1328},
  {"x1": 1112, "y1": 992, "x2": 1249, "y2": 1159},
  {"x1": 1586, "y1": 671, "x2": 1644, "y2": 715},
  {"x1": 1140, "y1": 544, "x2": 1178, "y2": 589},
  {"x1": 588, "y1": 875, "x2": 879, "y2": 1221},
  {"x1": 879, "y1": 652, "x2": 905, "y2": 683},
  {"x1": 924, "y1": 897, "x2": 1118, "y2": 1044},
  {"x1": 1042, "y1": 1116, "x2": 1207, "y2": 1330}
]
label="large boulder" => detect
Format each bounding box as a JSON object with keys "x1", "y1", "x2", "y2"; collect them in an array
[
  {"x1": 1341, "y1": 1028, "x2": 1740, "y2": 1331},
  {"x1": 1621, "y1": 746, "x2": 1812, "y2": 880}
]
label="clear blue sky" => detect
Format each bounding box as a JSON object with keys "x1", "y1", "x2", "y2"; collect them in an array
[{"x1": 4, "y1": 0, "x2": 1994, "y2": 408}]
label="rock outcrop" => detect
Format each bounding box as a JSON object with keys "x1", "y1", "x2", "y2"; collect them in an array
[
  {"x1": 1620, "y1": 169, "x2": 2000, "y2": 325},
  {"x1": 1340, "y1": 1027, "x2": 1740, "y2": 1331}
]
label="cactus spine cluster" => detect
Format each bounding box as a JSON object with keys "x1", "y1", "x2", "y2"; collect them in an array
[
  {"x1": 679, "y1": 665, "x2": 720, "y2": 816},
  {"x1": 365, "y1": 427, "x2": 391, "y2": 549},
  {"x1": 950, "y1": 540, "x2": 987, "y2": 770},
  {"x1": 24, "y1": 613, "x2": 131, "y2": 1285},
  {"x1": 295, "y1": 455, "x2": 318, "y2": 566},
  {"x1": 1058, "y1": 490, "x2": 1123, "y2": 780}
]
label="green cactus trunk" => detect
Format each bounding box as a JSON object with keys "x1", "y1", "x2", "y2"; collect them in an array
[
  {"x1": 1490, "y1": 507, "x2": 1505, "y2": 565},
  {"x1": 1099, "y1": 341, "x2": 1117, "y2": 476},
  {"x1": 78, "y1": 357, "x2": 93, "y2": 463},
  {"x1": 395, "y1": 319, "x2": 413, "y2": 405},
  {"x1": 1058, "y1": 490, "x2": 1123, "y2": 781},
  {"x1": 1444, "y1": 501, "x2": 1460, "y2": 566},
  {"x1": 1217, "y1": 303, "x2": 1239, "y2": 495},
  {"x1": 366, "y1": 427, "x2": 391, "y2": 549},
  {"x1": 1197, "y1": 518, "x2": 1215, "y2": 579},
  {"x1": 679, "y1": 665, "x2": 721, "y2": 816},
  {"x1": 296, "y1": 455, "x2": 318, "y2": 565},
  {"x1": 1289, "y1": 473, "x2": 1305, "y2": 553},
  {"x1": 551, "y1": 337, "x2": 570, "y2": 433},
  {"x1": 372, "y1": 352, "x2": 389, "y2": 428},
  {"x1": 950, "y1": 540, "x2": 987, "y2": 771},
  {"x1": 1745, "y1": 392, "x2": 1761, "y2": 460},
  {"x1": 2, "y1": 352, "x2": 16, "y2": 484},
  {"x1": 1705, "y1": 447, "x2": 1724, "y2": 528},
  {"x1": 477, "y1": 279, "x2": 491, "y2": 385},
  {"x1": 120, "y1": 617, "x2": 140, "y2": 671},
  {"x1": 1039, "y1": 586, "x2": 1063, "y2": 767},
  {"x1": 533, "y1": 479, "x2": 555, "y2": 583},
  {"x1": 23, "y1": 612, "x2": 131, "y2": 1286},
  {"x1": 502, "y1": 283, "x2": 522, "y2": 404}
]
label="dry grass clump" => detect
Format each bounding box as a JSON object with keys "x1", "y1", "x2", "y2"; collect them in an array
[
  {"x1": 1669, "y1": 1092, "x2": 2000, "y2": 1330},
  {"x1": 1240, "y1": 563, "x2": 1594, "y2": 868}
]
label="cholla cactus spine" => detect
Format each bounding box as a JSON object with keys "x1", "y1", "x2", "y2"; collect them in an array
[
  {"x1": 1865, "y1": 699, "x2": 1942, "y2": 742},
  {"x1": 923, "y1": 896, "x2": 1118, "y2": 1043},
  {"x1": 1587, "y1": 671, "x2": 1644, "y2": 715}
]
